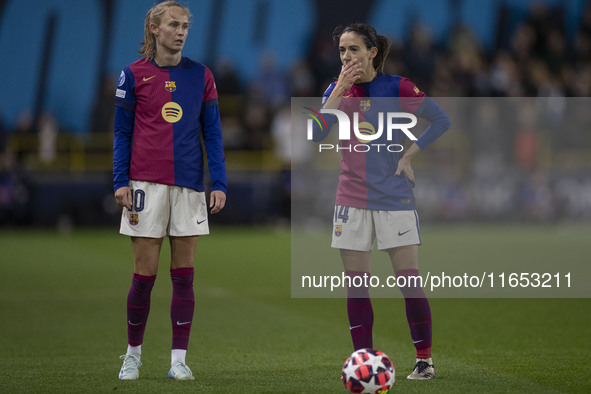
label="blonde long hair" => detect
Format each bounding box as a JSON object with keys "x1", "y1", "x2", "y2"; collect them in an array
[{"x1": 139, "y1": 1, "x2": 192, "y2": 59}]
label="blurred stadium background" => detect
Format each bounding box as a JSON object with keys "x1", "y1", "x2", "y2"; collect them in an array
[{"x1": 1, "y1": 0, "x2": 591, "y2": 228}]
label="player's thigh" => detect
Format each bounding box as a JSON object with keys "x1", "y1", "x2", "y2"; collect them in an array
[
  {"x1": 374, "y1": 210, "x2": 421, "y2": 251},
  {"x1": 131, "y1": 236, "x2": 164, "y2": 276},
  {"x1": 386, "y1": 244, "x2": 419, "y2": 274},
  {"x1": 169, "y1": 187, "x2": 209, "y2": 237},
  {"x1": 120, "y1": 180, "x2": 170, "y2": 238},
  {"x1": 169, "y1": 236, "x2": 199, "y2": 269},
  {"x1": 331, "y1": 206, "x2": 375, "y2": 251}
]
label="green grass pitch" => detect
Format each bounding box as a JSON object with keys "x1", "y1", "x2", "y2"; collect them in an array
[{"x1": 0, "y1": 225, "x2": 590, "y2": 393}]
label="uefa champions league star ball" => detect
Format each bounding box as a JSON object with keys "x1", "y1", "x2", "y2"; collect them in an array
[{"x1": 342, "y1": 349, "x2": 395, "y2": 394}]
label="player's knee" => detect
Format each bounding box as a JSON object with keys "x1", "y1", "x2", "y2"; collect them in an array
[
  {"x1": 133, "y1": 257, "x2": 159, "y2": 276},
  {"x1": 170, "y1": 258, "x2": 194, "y2": 270}
]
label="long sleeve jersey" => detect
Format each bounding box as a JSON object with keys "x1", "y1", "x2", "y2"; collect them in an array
[
  {"x1": 318, "y1": 74, "x2": 450, "y2": 211},
  {"x1": 113, "y1": 57, "x2": 227, "y2": 194}
]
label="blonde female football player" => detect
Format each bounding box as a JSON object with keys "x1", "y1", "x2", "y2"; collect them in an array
[
  {"x1": 113, "y1": 1, "x2": 226, "y2": 381},
  {"x1": 317, "y1": 23, "x2": 450, "y2": 380}
]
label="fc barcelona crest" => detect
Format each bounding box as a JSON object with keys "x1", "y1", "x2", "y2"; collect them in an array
[
  {"x1": 359, "y1": 99, "x2": 371, "y2": 112},
  {"x1": 129, "y1": 213, "x2": 139, "y2": 226},
  {"x1": 165, "y1": 81, "x2": 176, "y2": 92},
  {"x1": 334, "y1": 225, "x2": 342, "y2": 237}
]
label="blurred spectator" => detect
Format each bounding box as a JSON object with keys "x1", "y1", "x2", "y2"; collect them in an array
[
  {"x1": 0, "y1": 151, "x2": 29, "y2": 225},
  {"x1": 216, "y1": 59, "x2": 246, "y2": 149},
  {"x1": 271, "y1": 103, "x2": 313, "y2": 167},
  {"x1": 510, "y1": 23, "x2": 536, "y2": 64},
  {"x1": 565, "y1": 63, "x2": 591, "y2": 96},
  {"x1": 447, "y1": 24, "x2": 484, "y2": 96},
  {"x1": 38, "y1": 113, "x2": 58, "y2": 164},
  {"x1": 289, "y1": 59, "x2": 316, "y2": 97},
  {"x1": 215, "y1": 59, "x2": 243, "y2": 95},
  {"x1": 251, "y1": 52, "x2": 289, "y2": 110},
  {"x1": 243, "y1": 84, "x2": 271, "y2": 150},
  {"x1": 0, "y1": 111, "x2": 6, "y2": 154},
  {"x1": 404, "y1": 25, "x2": 436, "y2": 91},
  {"x1": 308, "y1": 32, "x2": 341, "y2": 95},
  {"x1": 91, "y1": 74, "x2": 116, "y2": 133},
  {"x1": 544, "y1": 28, "x2": 567, "y2": 75},
  {"x1": 15, "y1": 111, "x2": 33, "y2": 135},
  {"x1": 514, "y1": 103, "x2": 540, "y2": 174},
  {"x1": 470, "y1": 101, "x2": 506, "y2": 178},
  {"x1": 383, "y1": 39, "x2": 406, "y2": 77},
  {"x1": 519, "y1": 171, "x2": 555, "y2": 222},
  {"x1": 220, "y1": 116, "x2": 246, "y2": 150},
  {"x1": 581, "y1": 3, "x2": 591, "y2": 36},
  {"x1": 271, "y1": 104, "x2": 292, "y2": 220},
  {"x1": 489, "y1": 51, "x2": 522, "y2": 96},
  {"x1": 572, "y1": 31, "x2": 591, "y2": 68},
  {"x1": 525, "y1": 1, "x2": 563, "y2": 58}
]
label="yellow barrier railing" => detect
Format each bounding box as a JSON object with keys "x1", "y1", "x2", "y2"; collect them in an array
[
  {"x1": 6, "y1": 131, "x2": 590, "y2": 173},
  {"x1": 6, "y1": 133, "x2": 286, "y2": 172}
]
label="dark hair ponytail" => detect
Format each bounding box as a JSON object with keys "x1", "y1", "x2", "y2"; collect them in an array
[
  {"x1": 373, "y1": 34, "x2": 391, "y2": 73},
  {"x1": 332, "y1": 23, "x2": 391, "y2": 73}
]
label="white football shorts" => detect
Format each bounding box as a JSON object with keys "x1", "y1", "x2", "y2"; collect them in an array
[
  {"x1": 120, "y1": 180, "x2": 209, "y2": 238},
  {"x1": 331, "y1": 205, "x2": 421, "y2": 251}
]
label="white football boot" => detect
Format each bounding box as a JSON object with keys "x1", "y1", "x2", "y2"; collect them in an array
[
  {"x1": 119, "y1": 354, "x2": 141, "y2": 380},
  {"x1": 407, "y1": 358, "x2": 436, "y2": 380},
  {"x1": 168, "y1": 361, "x2": 195, "y2": 380}
]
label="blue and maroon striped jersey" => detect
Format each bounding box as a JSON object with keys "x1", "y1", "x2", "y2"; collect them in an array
[
  {"x1": 113, "y1": 57, "x2": 226, "y2": 194},
  {"x1": 321, "y1": 73, "x2": 450, "y2": 211}
]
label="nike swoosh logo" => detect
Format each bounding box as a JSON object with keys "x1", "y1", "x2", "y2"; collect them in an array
[
  {"x1": 412, "y1": 339, "x2": 424, "y2": 344},
  {"x1": 128, "y1": 320, "x2": 143, "y2": 326},
  {"x1": 176, "y1": 321, "x2": 192, "y2": 326},
  {"x1": 344, "y1": 94, "x2": 353, "y2": 97},
  {"x1": 142, "y1": 75, "x2": 156, "y2": 81},
  {"x1": 349, "y1": 324, "x2": 363, "y2": 330},
  {"x1": 398, "y1": 229, "x2": 412, "y2": 236},
  {"x1": 197, "y1": 219, "x2": 207, "y2": 225}
]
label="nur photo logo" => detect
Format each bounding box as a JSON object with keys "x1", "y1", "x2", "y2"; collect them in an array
[
  {"x1": 302, "y1": 107, "x2": 329, "y2": 133},
  {"x1": 303, "y1": 107, "x2": 419, "y2": 152}
]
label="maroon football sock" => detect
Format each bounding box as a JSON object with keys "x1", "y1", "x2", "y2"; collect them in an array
[
  {"x1": 346, "y1": 271, "x2": 374, "y2": 350},
  {"x1": 170, "y1": 267, "x2": 195, "y2": 350},
  {"x1": 127, "y1": 273, "x2": 156, "y2": 346},
  {"x1": 396, "y1": 269, "x2": 432, "y2": 358}
]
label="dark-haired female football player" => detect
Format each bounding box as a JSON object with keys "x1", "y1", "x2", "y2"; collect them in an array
[{"x1": 318, "y1": 22, "x2": 450, "y2": 380}]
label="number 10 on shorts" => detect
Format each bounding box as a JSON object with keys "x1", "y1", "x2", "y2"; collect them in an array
[{"x1": 130, "y1": 189, "x2": 145, "y2": 212}]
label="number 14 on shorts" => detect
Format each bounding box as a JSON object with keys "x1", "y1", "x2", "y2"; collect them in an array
[{"x1": 335, "y1": 205, "x2": 350, "y2": 223}]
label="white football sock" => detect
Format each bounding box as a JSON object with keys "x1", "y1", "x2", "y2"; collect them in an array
[
  {"x1": 171, "y1": 349, "x2": 187, "y2": 365},
  {"x1": 127, "y1": 344, "x2": 141, "y2": 356}
]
